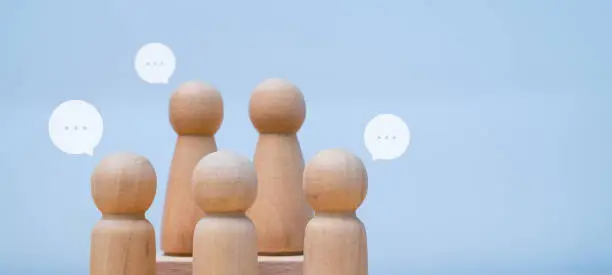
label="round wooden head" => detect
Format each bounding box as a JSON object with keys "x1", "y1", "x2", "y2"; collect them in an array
[
  {"x1": 303, "y1": 149, "x2": 368, "y2": 212},
  {"x1": 192, "y1": 150, "x2": 258, "y2": 213},
  {"x1": 169, "y1": 81, "x2": 224, "y2": 135},
  {"x1": 249, "y1": 78, "x2": 306, "y2": 134},
  {"x1": 91, "y1": 152, "x2": 157, "y2": 214}
]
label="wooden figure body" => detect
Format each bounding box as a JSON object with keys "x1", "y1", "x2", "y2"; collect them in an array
[
  {"x1": 161, "y1": 81, "x2": 224, "y2": 256},
  {"x1": 192, "y1": 150, "x2": 259, "y2": 275},
  {"x1": 90, "y1": 152, "x2": 158, "y2": 275},
  {"x1": 247, "y1": 78, "x2": 313, "y2": 255},
  {"x1": 303, "y1": 149, "x2": 369, "y2": 275}
]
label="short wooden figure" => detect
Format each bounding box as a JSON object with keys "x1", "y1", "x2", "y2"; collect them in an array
[
  {"x1": 90, "y1": 152, "x2": 157, "y2": 275},
  {"x1": 303, "y1": 149, "x2": 369, "y2": 275},
  {"x1": 192, "y1": 150, "x2": 259, "y2": 275}
]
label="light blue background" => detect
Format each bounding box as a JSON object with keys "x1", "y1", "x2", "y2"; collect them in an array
[{"x1": 1, "y1": 0, "x2": 611, "y2": 274}]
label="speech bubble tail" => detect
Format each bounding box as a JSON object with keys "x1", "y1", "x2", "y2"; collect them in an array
[{"x1": 84, "y1": 149, "x2": 94, "y2": 156}]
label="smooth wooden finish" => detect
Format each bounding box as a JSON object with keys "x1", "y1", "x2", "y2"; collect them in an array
[
  {"x1": 161, "y1": 81, "x2": 223, "y2": 256},
  {"x1": 192, "y1": 150, "x2": 259, "y2": 275},
  {"x1": 90, "y1": 153, "x2": 158, "y2": 275},
  {"x1": 303, "y1": 149, "x2": 369, "y2": 275},
  {"x1": 247, "y1": 78, "x2": 314, "y2": 255},
  {"x1": 157, "y1": 255, "x2": 303, "y2": 275}
]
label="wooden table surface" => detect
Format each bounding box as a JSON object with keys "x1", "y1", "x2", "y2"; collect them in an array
[{"x1": 157, "y1": 255, "x2": 303, "y2": 275}]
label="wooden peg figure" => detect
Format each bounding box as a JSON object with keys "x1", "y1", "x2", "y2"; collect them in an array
[
  {"x1": 192, "y1": 150, "x2": 258, "y2": 275},
  {"x1": 90, "y1": 152, "x2": 157, "y2": 275},
  {"x1": 247, "y1": 78, "x2": 314, "y2": 255},
  {"x1": 303, "y1": 149, "x2": 369, "y2": 275},
  {"x1": 161, "y1": 81, "x2": 224, "y2": 256}
]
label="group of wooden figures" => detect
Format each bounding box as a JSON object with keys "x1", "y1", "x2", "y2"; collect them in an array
[{"x1": 89, "y1": 78, "x2": 369, "y2": 275}]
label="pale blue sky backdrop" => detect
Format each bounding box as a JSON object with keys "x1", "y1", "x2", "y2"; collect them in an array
[{"x1": 1, "y1": 0, "x2": 611, "y2": 274}]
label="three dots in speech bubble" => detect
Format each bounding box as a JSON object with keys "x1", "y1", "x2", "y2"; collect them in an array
[
  {"x1": 364, "y1": 114, "x2": 411, "y2": 161},
  {"x1": 48, "y1": 100, "x2": 103, "y2": 156},
  {"x1": 134, "y1": 42, "x2": 176, "y2": 84}
]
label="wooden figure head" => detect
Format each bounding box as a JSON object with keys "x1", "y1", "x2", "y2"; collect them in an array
[
  {"x1": 249, "y1": 78, "x2": 306, "y2": 134},
  {"x1": 192, "y1": 150, "x2": 258, "y2": 213},
  {"x1": 303, "y1": 149, "x2": 368, "y2": 213},
  {"x1": 91, "y1": 152, "x2": 157, "y2": 214},
  {"x1": 169, "y1": 81, "x2": 224, "y2": 136}
]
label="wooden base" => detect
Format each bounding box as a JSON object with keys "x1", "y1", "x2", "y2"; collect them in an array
[{"x1": 157, "y1": 255, "x2": 303, "y2": 275}]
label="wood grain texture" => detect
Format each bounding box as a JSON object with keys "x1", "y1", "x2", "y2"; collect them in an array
[
  {"x1": 191, "y1": 151, "x2": 259, "y2": 275},
  {"x1": 161, "y1": 81, "x2": 223, "y2": 256},
  {"x1": 90, "y1": 153, "x2": 158, "y2": 275},
  {"x1": 247, "y1": 78, "x2": 313, "y2": 255},
  {"x1": 302, "y1": 149, "x2": 369, "y2": 275},
  {"x1": 161, "y1": 135, "x2": 217, "y2": 255},
  {"x1": 157, "y1": 255, "x2": 303, "y2": 275}
]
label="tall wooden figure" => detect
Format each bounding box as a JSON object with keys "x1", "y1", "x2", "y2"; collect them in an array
[
  {"x1": 247, "y1": 78, "x2": 314, "y2": 255},
  {"x1": 161, "y1": 81, "x2": 224, "y2": 256},
  {"x1": 192, "y1": 150, "x2": 259, "y2": 275},
  {"x1": 90, "y1": 153, "x2": 157, "y2": 275},
  {"x1": 303, "y1": 149, "x2": 369, "y2": 275}
]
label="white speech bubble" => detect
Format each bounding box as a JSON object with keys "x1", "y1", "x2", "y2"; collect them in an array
[
  {"x1": 364, "y1": 114, "x2": 410, "y2": 161},
  {"x1": 134, "y1": 42, "x2": 176, "y2": 84},
  {"x1": 48, "y1": 100, "x2": 104, "y2": 156}
]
